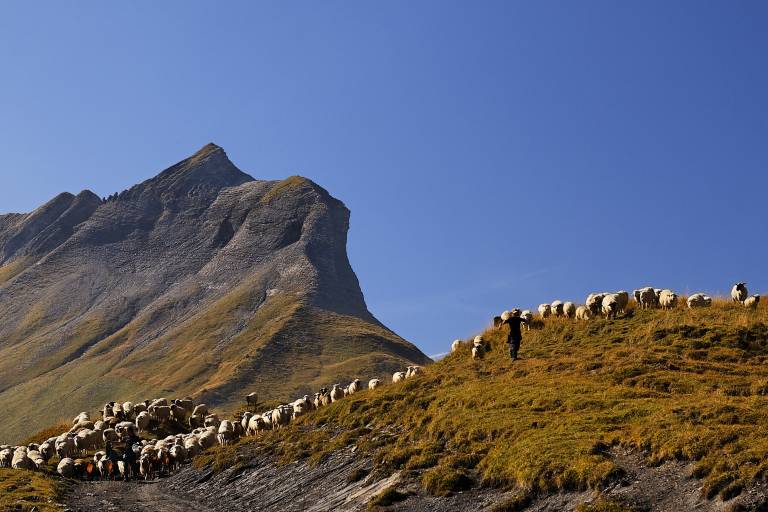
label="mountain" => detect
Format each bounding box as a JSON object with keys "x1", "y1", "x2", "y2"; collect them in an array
[{"x1": 0, "y1": 143, "x2": 430, "y2": 442}]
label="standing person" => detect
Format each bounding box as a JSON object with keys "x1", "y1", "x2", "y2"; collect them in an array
[
  {"x1": 497, "y1": 309, "x2": 527, "y2": 360},
  {"x1": 123, "y1": 437, "x2": 138, "y2": 481}
]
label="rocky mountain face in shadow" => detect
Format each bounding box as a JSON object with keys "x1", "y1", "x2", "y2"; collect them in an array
[{"x1": 0, "y1": 144, "x2": 429, "y2": 442}]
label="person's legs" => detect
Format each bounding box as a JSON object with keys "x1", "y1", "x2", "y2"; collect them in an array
[{"x1": 510, "y1": 338, "x2": 521, "y2": 359}]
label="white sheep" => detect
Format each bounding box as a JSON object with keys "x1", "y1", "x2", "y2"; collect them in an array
[
  {"x1": 550, "y1": 300, "x2": 564, "y2": 317},
  {"x1": 521, "y1": 310, "x2": 533, "y2": 329},
  {"x1": 563, "y1": 302, "x2": 576, "y2": 319},
  {"x1": 217, "y1": 420, "x2": 236, "y2": 446},
  {"x1": 392, "y1": 372, "x2": 406, "y2": 383},
  {"x1": 347, "y1": 379, "x2": 362, "y2": 395},
  {"x1": 575, "y1": 305, "x2": 591, "y2": 320},
  {"x1": 659, "y1": 289, "x2": 678, "y2": 310},
  {"x1": 744, "y1": 295, "x2": 760, "y2": 310},
  {"x1": 57, "y1": 457, "x2": 76, "y2": 478},
  {"x1": 472, "y1": 335, "x2": 484, "y2": 359},
  {"x1": 538, "y1": 304, "x2": 552, "y2": 319},
  {"x1": 406, "y1": 366, "x2": 424, "y2": 378},
  {"x1": 687, "y1": 293, "x2": 712, "y2": 308},
  {"x1": 330, "y1": 384, "x2": 345, "y2": 401},
  {"x1": 451, "y1": 339, "x2": 461, "y2": 352},
  {"x1": 732, "y1": 283, "x2": 749, "y2": 303},
  {"x1": 602, "y1": 294, "x2": 619, "y2": 319},
  {"x1": 368, "y1": 378, "x2": 382, "y2": 390}
]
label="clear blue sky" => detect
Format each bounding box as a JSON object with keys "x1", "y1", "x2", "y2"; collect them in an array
[{"x1": 1, "y1": 2, "x2": 766, "y2": 357}]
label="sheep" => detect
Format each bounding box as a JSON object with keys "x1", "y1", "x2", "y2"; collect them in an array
[
  {"x1": 472, "y1": 335, "x2": 484, "y2": 359},
  {"x1": 139, "y1": 455, "x2": 154, "y2": 481},
  {"x1": 72, "y1": 412, "x2": 90, "y2": 425},
  {"x1": 732, "y1": 283, "x2": 749, "y2": 303},
  {"x1": 659, "y1": 289, "x2": 678, "y2": 310},
  {"x1": 602, "y1": 294, "x2": 619, "y2": 319},
  {"x1": 550, "y1": 300, "x2": 564, "y2": 317},
  {"x1": 521, "y1": 310, "x2": 533, "y2": 330},
  {"x1": 615, "y1": 291, "x2": 629, "y2": 313},
  {"x1": 538, "y1": 304, "x2": 552, "y2": 319},
  {"x1": 217, "y1": 421, "x2": 236, "y2": 446},
  {"x1": 170, "y1": 404, "x2": 188, "y2": 423},
  {"x1": 687, "y1": 293, "x2": 712, "y2": 308},
  {"x1": 586, "y1": 293, "x2": 606, "y2": 316},
  {"x1": 55, "y1": 435, "x2": 76, "y2": 460},
  {"x1": 744, "y1": 295, "x2": 760, "y2": 310},
  {"x1": 96, "y1": 455, "x2": 113, "y2": 480},
  {"x1": 245, "y1": 392, "x2": 258, "y2": 408},
  {"x1": 563, "y1": 302, "x2": 576, "y2": 319},
  {"x1": 136, "y1": 411, "x2": 151, "y2": 433},
  {"x1": 198, "y1": 431, "x2": 218, "y2": 450},
  {"x1": 406, "y1": 366, "x2": 424, "y2": 378},
  {"x1": 169, "y1": 445, "x2": 187, "y2": 471},
  {"x1": 330, "y1": 384, "x2": 345, "y2": 401},
  {"x1": 369, "y1": 378, "x2": 382, "y2": 390},
  {"x1": 204, "y1": 414, "x2": 221, "y2": 429},
  {"x1": 192, "y1": 404, "x2": 209, "y2": 417},
  {"x1": 392, "y1": 372, "x2": 406, "y2": 383},
  {"x1": 638, "y1": 287, "x2": 657, "y2": 309},
  {"x1": 451, "y1": 339, "x2": 461, "y2": 353},
  {"x1": 115, "y1": 421, "x2": 138, "y2": 441},
  {"x1": 633, "y1": 289, "x2": 642, "y2": 305},
  {"x1": 58, "y1": 457, "x2": 76, "y2": 478},
  {"x1": 292, "y1": 399, "x2": 310, "y2": 419},
  {"x1": 189, "y1": 415, "x2": 204, "y2": 429},
  {"x1": 176, "y1": 398, "x2": 195, "y2": 415},
  {"x1": 12, "y1": 447, "x2": 35, "y2": 470},
  {"x1": 347, "y1": 379, "x2": 362, "y2": 395},
  {"x1": 28, "y1": 450, "x2": 45, "y2": 470},
  {"x1": 575, "y1": 305, "x2": 591, "y2": 320},
  {"x1": 246, "y1": 415, "x2": 267, "y2": 436},
  {"x1": 270, "y1": 406, "x2": 292, "y2": 430},
  {"x1": 102, "y1": 428, "x2": 119, "y2": 444},
  {"x1": 184, "y1": 437, "x2": 201, "y2": 458},
  {"x1": 0, "y1": 448, "x2": 11, "y2": 468},
  {"x1": 39, "y1": 441, "x2": 55, "y2": 462},
  {"x1": 150, "y1": 405, "x2": 172, "y2": 423}
]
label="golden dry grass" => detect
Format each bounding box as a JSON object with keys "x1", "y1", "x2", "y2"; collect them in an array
[
  {"x1": 0, "y1": 469, "x2": 65, "y2": 512},
  {"x1": 206, "y1": 298, "x2": 768, "y2": 501}
]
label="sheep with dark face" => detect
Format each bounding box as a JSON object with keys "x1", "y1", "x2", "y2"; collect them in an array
[
  {"x1": 550, "y1": 301, "x2": 565, "y2": 317},
  {"x1": 586, "y1": 294, "x2": 606, "y2": 316},
  {"x1": 602, "y1": 294, "x2": 619, "y2": 319},
  {"x1": 472, "y1": 335, "x2": 485, "y2": 360},
  {"x1": 538, "y1": 304, "x2": 552, "y2": 319},
  {"x1": 563, "y1": 302, "x2": 576, "y2": 318},
  {"x1": 732, "y1": 283, "x2": 749, "y2": 304}
]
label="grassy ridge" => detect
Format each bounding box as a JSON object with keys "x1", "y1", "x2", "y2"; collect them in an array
[
  {"x1": 0, "y1": 469, "x2": 65, "y2": 512},
  {"x1": 205, "y1": 299, "x2": 768, "y2": 502}
]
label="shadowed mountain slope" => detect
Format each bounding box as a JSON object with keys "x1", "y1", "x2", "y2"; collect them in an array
[{"x1": 0, "y1": 144, "x2": 429, "y2": 442}]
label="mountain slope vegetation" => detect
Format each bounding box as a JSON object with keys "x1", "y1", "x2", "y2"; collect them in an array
[
  {"x1": 202, "y1": 298, "x2": 768, "y2": 508},
  {"x1": 0, "y1": 144, "x2": 429, "y2": 442}
]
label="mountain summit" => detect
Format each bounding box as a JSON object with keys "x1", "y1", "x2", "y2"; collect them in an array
[{"x1": 0, "y1": 144, "x2": 429, "y2": 442}]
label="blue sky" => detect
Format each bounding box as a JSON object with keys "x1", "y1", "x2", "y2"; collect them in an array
[{"x1": 1, "y1": 2, "x2": 766, "y2": 357}]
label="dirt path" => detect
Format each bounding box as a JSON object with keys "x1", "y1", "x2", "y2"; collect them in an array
[{"x1": 63, "y1": 479, "x2": 209, "y2": 512}]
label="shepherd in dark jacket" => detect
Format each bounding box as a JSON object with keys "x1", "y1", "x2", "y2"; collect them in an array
[{"x1": 497, "y1": 308, "x2": 527, "y2": 360}]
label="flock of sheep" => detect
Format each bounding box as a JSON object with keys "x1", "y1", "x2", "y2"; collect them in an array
[
  {"x1": 0, "y1": 366, "x2": 427, "y2": 482},
  {"x1": 0, "y1": 282, "x2": 761, "y2": 483},
  {"x1": 456, "y1": 282, "x2": 761, "y2": 359}
]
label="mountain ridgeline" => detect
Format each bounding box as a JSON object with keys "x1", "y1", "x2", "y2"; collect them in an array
[{"x1": 0, "y1": 144, "x2": 429, "y2": 442}]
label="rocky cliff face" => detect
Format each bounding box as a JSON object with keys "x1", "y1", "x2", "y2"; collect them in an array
[{"x1": 0, "y1": 144, "x2": 429, "y2": 442}]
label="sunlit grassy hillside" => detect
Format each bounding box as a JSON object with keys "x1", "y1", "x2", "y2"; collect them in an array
[{"x1": 207, "y1": 298, "x2": 768, "y2": 503}]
